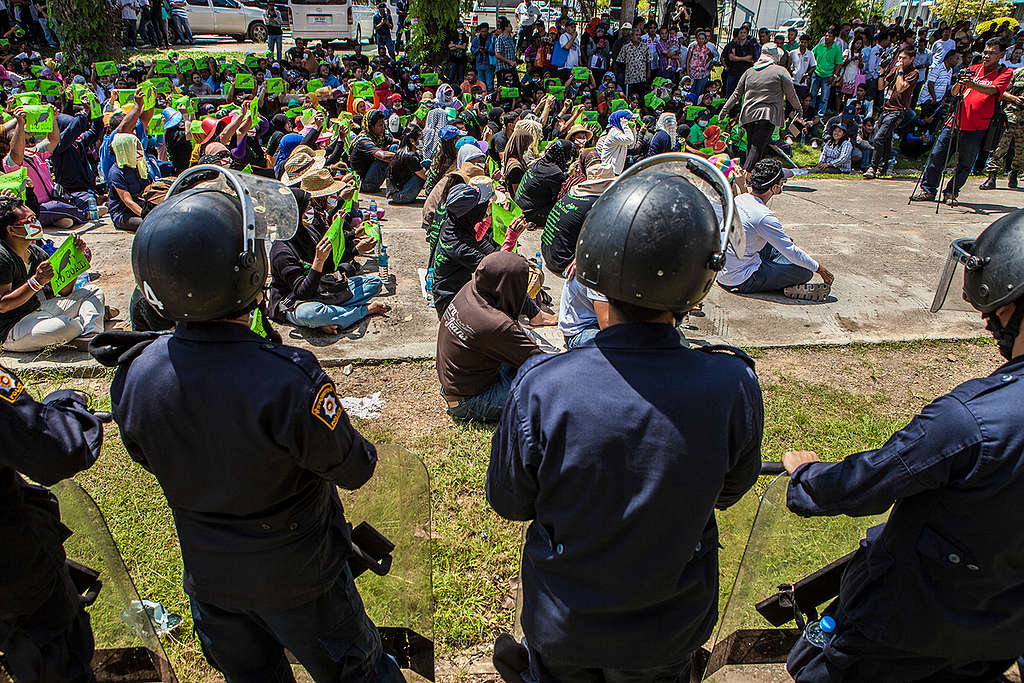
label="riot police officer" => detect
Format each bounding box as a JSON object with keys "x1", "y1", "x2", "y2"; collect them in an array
[
  {"x1": 88, "y1": 169, "x2": 402, "y2": 682},
  {"x1": 487, "y1": 158, "x2": 764, "y2": 682},
  {"x1": 0, "y1": 366, "x2": 103, "y2": 682},
  {"x1": 783, "y1": 209, "x2": 1024, "y2": 682}
]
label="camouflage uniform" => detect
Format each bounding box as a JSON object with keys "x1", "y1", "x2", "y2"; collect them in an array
[{"x1": 985, "y1": 68, "x2": 1024, "y2": 173}]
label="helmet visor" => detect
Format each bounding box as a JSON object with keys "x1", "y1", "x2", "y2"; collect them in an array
[
  {"x1": 166, "y1": 166, "x2": 299, "y2": 243},
  {"x1": 930, "y1": 238, "x2": 977, "y2": 313}
]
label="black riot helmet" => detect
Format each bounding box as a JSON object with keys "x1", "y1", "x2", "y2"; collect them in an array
[
  {"x1": 575, "y1": 154, "x2": 743, "y2": 312},
  {"x1": 132, "y1": 166, "x2": 298, "y2": 322}
]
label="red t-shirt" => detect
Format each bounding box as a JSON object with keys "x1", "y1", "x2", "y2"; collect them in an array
[{"x1": 953, "y1": 63, "x2": 1013, "y2": 131}]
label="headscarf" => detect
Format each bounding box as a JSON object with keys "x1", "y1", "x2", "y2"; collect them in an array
[
  {"x1": 274, "y1": 133, "x2": 304, "y2": 178},
  {"x1": 420, "y1": 107, "x2": 449, "y2": 159},
  {"x1": 435, "y1": 84, "x2": 462, "y2": 111},
  {"x1": 559, "y1": 147, "x2": 599, "y2": 198},
  {"x1": 609, "y1": 110, "x2": 635, "y2": 132},
  {"x1": 540, "y1": 139, "x2": 576, "y2": 172},
  {"x1": 457, "y1": 143, "x2": 485, "y2": 168},
  {"x1": 513, "y1": 118, "x2": 543, "y2": 149},
  {"x1": 502, "y1": 130, "x2": 535, "y2": 181},
  {"x1": 754, "y1": 43, "x2": 783, "y2": 69},
  {"x1": 470, "y1": 251, "x2": 530, "y2": 320},
  {"x1": 111, "y1": 133, "x2": 148, "y2": 180},
  {"x1": 656, "y1": 112, "x2": 678, "y2": 148}
]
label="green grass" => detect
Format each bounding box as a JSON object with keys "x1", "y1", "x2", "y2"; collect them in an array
[
  {"x1": 788, "y1": 142, "x2": 928, "y2": 178},
  {"x1": 20, "y1": 345, "x2": 945, "y2": 680}
]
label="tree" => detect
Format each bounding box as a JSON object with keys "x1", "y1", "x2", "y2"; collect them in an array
[
  {"x1": 407, "y1": 0, "x2": 464, "y2": 66},
  {"x1": 47, "y1": 0, "x2": 120, "y2": 73},
  {"x1": 931, "y1": 0, "x2": 1011, "y2": 23},
  {"x1": 800, "y1": 0, "x2": 862, "y2": 39}
]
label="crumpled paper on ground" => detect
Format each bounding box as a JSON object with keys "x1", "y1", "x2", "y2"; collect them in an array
[{"x1": 341, "y1": 392, "x2": 385, "y2": 419}]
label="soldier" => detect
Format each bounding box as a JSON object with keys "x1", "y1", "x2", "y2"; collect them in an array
[
  {"x1": 0, "y1": 367, "x2": 103, "y2": 682},
  {"x1": 980, "y1": 66, "x2": 1024, "y2": 190},
  {"x1": 784, "y1": 209, "x2": 1024, "y2": 682}
]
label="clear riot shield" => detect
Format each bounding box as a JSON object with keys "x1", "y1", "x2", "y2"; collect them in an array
[
  {"x1": 339, "y1": 444, "x2": 434, "y2": 681},
  {"x1": 701, "y1": 474, "x2": 889, "y2": 682},
  {"x1": 51, "y1": 480, "x2": 176, "y2": 683}
]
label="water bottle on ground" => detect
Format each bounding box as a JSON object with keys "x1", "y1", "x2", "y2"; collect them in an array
[
  {"x1": 803, "y1": 616, "x2": 836, "y2": 648},
  {"x1": 425, "y1": 267, "x2": 434, "y2": 293},
  {"x1": 534, "y1": 251, "x2": 542, "y2": 269},
  {"x1": 87, "y1": 192, "x2": 98, "y2": 221},
  {"x1": 369, "y1": 198, "x2": 377, "y2": 217},
  {"x1": 74, "y1": 273, "x2": 90, "y2": 290},
  {"x1": 378, "y1": 245, "x2": 389, "y2": 281}
]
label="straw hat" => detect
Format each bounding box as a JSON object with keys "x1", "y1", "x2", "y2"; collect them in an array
[
  {"x1": 281, "y1": 151, "x2": 325, "y2": 185},
  {"x1": 567, "y1": 124, "x2": 595, "y2": 144},
  {"x1": 299, "y1": 168, "x2": 352, "y2": 198},
  {"x1": 290, "y1": 144, "x2": 325, "y2": 159},
  {"x1": 469, "y1": 175, "x2": 494, "y2": 203}
]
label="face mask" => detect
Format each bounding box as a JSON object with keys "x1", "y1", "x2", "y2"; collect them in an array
[
  {"x1": 326, "y1": 195, "x2": 339, "y2": 209},
  {"x1": 302, "y1": 208, "x2": 314, "y2": 224},
  {"x1": 15, "y1": 219, "x2": 42, "y2": 240}
]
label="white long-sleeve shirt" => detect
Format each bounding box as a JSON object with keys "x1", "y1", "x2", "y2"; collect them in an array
[
  {"x1": 596, "y1": 125, "x2": 635, "y2": 175},
  {"x1": 718, "y1": 193, "x2": 818, "y2": 287}
]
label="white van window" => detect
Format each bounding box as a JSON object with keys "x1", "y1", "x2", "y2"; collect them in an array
[
  {"x1": 290, "y1": 0, "x2": 346, "y2": 4},
  {"x1": 212, "y1": 0, "x2": 237, "y2": 7},
  {"x1": 186, "y1": 0, "x2": 208, "y2": 6}
]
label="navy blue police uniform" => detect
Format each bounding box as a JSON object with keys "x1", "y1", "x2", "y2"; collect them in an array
[
  {"x1": 487, "y1": 323, "x2": 764, "y2": 683},
  {"x1": 96, "y1": 324, "x2": 403, "y2": 682},
  {"x1": 0, "y1": 366, "x2": 102, "y2": 683},
  {"x1": 786, "y1": 356, "x2": 1024, "y2": 682}
]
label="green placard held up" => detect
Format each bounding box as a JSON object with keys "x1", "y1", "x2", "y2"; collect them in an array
[
  {"x1": 37, "y1": 80, "x2": 60, "y2": 97},
  {"x1": 234, "y1": 73, "x2": 255, "y2": 91},
  {"x1": 113, "y1": 89, "x2": 135, "y2": 106},
  {"x1": 548, "y1": 85, "x2": 565, "y2": 98},
  {"x1": 610, "y1": 98, "x2": 628, "y2": 112},
  {"x1": 249, "y1": 99, "x2": 260, "y2": 129},
  {"x1": 685, "y1": 105, "x2": 706, "y2": 121},
  {"x1": 150, "y1": 77, "x2": 173, "y2": 95},
  {"x1": 572, "y1": 66, "x2": 589, "y2": 80},
  {"x1": 421, "y1": 73, "x2": 439, "y2": 87},
  {"x1": 147, "y1": 112, "x2": 164, "y2": 136},
  {"x1": 94, "y1": 61, "x2": 118, "y2": 77},
  {"x1": 352, "y1": 80, "x2": 374, "y2": 99},
  {"x1": 47, "y1": 235, "x2": 90, "y2": 295},
  {"x1": 399, "y1": 115, "x2": 409, "y2": 127},
  {"x1": 12, "y1": 92, "x2": 41, "y2": 107},
  {"x1": 500, "y1": 87, "x2": 519, "y2": 99},
  {"x1": 71, "y1": 83, "x2": 88, "y2": 104},
  {"x1": 21, "y1": 79, "x2": 38, "y2": 93},
  {"x1": 179, "y1": 57, "x2": 195, "y2": 73},
  {"x1": 372, "y1": 73, "x2": 385, "y2": 86},
  {"x1": 582, "y1": 110, "x2": 599, "y2": 123},
  {"x1": 139, "y1": 82, "x2": 156, "y2": 110},
  {"x1": 306, "y1": 78, "x2": 324, "y2": 93},
  {"x1": 325, "y1": 213, "x2": 346, "y2": 265},
  {"x1": 266, "y1": 77, "x2": 285, "y2": 94},
  {"x1": 244, "y1": 53, "x2": 259, "y2": 68},
  {"x1": 490, "y1": 199, "x2": 521, "y2": 246},
  {"x1": 363, "y1": 220, "x2": 381, "y2": 244},
  {"x1": 153, "y1": 59, "x2": 176, "y2": 75},
  {"x1": 23, "y1": 105, "x2": 53, "y2": 134},
  {"x1": 0, "y1": 167, "x2": 27, "y2": 200},
  {"x1": 29, "y1": 65, "x2": 43, "y2": 77},
  {"x1": 85, "y1": 92, "x2": 102, "y2": 119},
  {"x1": 414, "y1": 104, "x2": 429, "y2": 120}
]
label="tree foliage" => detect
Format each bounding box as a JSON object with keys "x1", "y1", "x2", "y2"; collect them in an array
[
  {"x1": 801, "y1": 0, "x2": 863, "y2": 39},
  {"x1": 408, "y1": 0, "x2": 463, "y2": 66},
  {"x1": 47, "y1": 0, "x2": 120, "y2": 73},
  {"x1": 931, "y1": 0, "x2": 1011, "y2": 23}
]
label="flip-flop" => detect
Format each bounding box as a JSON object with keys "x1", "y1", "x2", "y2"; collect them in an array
[{"x1": 784, "y1": 283, "x2": 831, "y2": 302}]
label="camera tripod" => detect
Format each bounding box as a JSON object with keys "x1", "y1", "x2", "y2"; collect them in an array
[{"x1": 907, "y1": 87, "x2": 966, "y2": 214}]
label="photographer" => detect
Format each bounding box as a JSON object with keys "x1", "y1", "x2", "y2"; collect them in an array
[
  {"x1": 863, "y1": 47, "x2": 918, "y2": 179},
  {"x1": 913, "y1": 39, "x2": 1012, "y2": 203}
]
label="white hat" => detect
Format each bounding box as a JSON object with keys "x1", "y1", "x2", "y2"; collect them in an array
[
  {"x1": 470, "y1": 175, "x2": 494, "y2": 203},
  {"x1": 620, "y1": 22, "x2": 632, "y2": 31}
]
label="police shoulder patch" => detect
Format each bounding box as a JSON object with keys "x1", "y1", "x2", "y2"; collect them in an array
[
  {"x1": 0, "y1": 367, "x2": 25, "y2": 404},
  {"x1": 311, "y1": 382, "x2": 341, "y2": 430},
  {"x1": 698, "y1": 344, "x2": 756, "y2": 369}
]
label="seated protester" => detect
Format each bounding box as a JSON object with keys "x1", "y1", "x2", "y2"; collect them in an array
[
  {"x1": 107, "y1": 134, "x2": 153, "y2": 232},
  {"x1": 432, "y1": 178, "x2": 499, "y2": 317},
  {"x1": 436, "y1": 251, "x2": 542, "y2": 423},
  {"x1": 461, "y1": 68, "x2": 488, "y2": 96},
  {"x1": 423, "y1": 126, "x2": 460, "y2": 197},
  {"x1": 386, "y1": 124, "x2": 428, "y2": 204},
  {"x1": 514, "y1": 139, "x2": 576, "y2": 228},
  {"x1": 348, "y1": 109, "x2": 395, "y2": 194},
  {"x1": 808, "y1": 122, "x2": 853, "y2": 173},
  {"x1": 51, "y1": 109, "x2": 103, "y2": 200},
  {"x1": 596, "y1": 110, "x2": 637, "y2": 174},
  {"x1": 647, "y1": 112, "x2": 678, "y2": 156},
  {"x1": 500, "y1": 128, "x2": 536, "y2": 197},
  {"x1": 0, "y1": 196, "x2": 110, "y2": 352},
  {"x1": 161, "y1": 107, "x2": 192, "y2": 174},
  {"x1": 558, "y1": 271, "x2": 608, "y2": 349},
  {"x1": 541, "y1": 162, "x2": 615, "y2": 276},
  {"x1": 718, "y1": 160, "x2": 834, "y2": 301},
  {"x1": 129, "y1": 286, "x2": 174, "y2": 332},
  {"x1": 424, "y1": 157, "x2": 487, "y2": 267},
  {"x1": 3, "y1": 106, "x2": 88, "y2": 229},
  {"x1": 268, "y1": 183, "x2": 386, "y2": 335},
  {"x1": 558, "y1": 147, "x2": 600, "y2": 199},
  {"x1": 488, "y1": 111, "x2": 515, "y2": 163}
]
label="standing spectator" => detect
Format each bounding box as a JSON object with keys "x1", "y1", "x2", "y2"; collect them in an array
[
  {"x1": 862, "y1": 31, "x2": 893, "y2": 107},
  {"x1": 641, "y1": 21, "x2": 665, "y2": 79},
  {"x1": 265, "y1": 2, "x2": 283, "y2": 61},
  {"x1": 723, "y1": 26, "x2": 759, "y2": 99},
  {"x1": 930, "y1": 26, "x2": 956, "y2": 68},
  {"x1": 838, "y1": 36, "x2": 865, "y2": 106},
  {"x1": 864, "y1": 48, "x2": 918, "y2": 179},
  {"x1": 558, "y1": 19, "x2": 582, "y2": 78},
  {"x1": 494, "y1": 17, "x2": 519, "y2": 88},
  {"x1": 685, "y1": 29, "x2": 712, "y2": 95},
  {"x1": 148, "y1": 0, "x2": 169, "y2": 48},
  {"x1": 809, "y1": 29, "x2": 843, "y2": 116},
  {"x1": 981, "y1": 65, "x2": 1024, "y2": 190},
  {"x1": 789, "y1": 33, "x2": 816, "y2": 99},
  {"x1": 616, "y1": 27, "x2": 651, "y2": 99},
  {"x1": 374, "y1": 1, "x2": 395, "y2": 61},
  {"x1": 472, "y1": 23, "x2": 495, "y2": 92},
  {"x1": 913, "y1": 39, "x2": 1012, "y2": 203},
  {"x1": 120, "y1": 0, "x2": 138, "y2": 48},
  {"x1": 168, "y1": 0, "x2": 194, "y2": 45},
  {"x1": 514, "y1": 0, "x2": 541, "y2": 51},
  {"x1": 448, "y1": 24, "x2": 470, "y2": 85}
]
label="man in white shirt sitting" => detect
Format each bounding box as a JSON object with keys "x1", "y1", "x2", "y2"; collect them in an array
[
  {"x1": 919, "y1": 48, "x2": 961, "y2": 120},
  {"x1": 718, "y1": 160, "x2": 835, "y2": 301}
]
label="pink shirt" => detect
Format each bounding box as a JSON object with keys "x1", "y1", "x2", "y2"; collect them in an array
[{"x1": 4, "y1": 143, "x2": 53, "y2": 205}]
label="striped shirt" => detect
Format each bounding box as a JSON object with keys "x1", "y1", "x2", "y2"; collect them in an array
[{"x1": 920, "y1": 62, "x2": 953, "y2": 105}]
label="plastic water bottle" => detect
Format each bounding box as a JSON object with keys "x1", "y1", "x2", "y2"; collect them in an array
[
  {"x1": 425, "y1": 267, "x2": 434, "y2": 293},
  {"x1": 534, "y1": 251, "x2": 542, "y2": 268},
  {"x1": 87, "y1": 192, "x2": 98, "y2": 221},
  {"x1": 74, "y1": 272, "x2": 90, "y2": 290},
  {"x1": 803, "y1": 616, "x2": 837, "y2": 648},
  {"x1": 369, "y1": 198, "x2": 377, "y2": 217},
  {"x1": 378, "y1": 245, "x2": 389, "y2": 281}
]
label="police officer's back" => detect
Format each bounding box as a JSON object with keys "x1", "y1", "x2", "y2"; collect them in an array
[
  {"x1": 0, "y1": 366, "x2": 103, "y2": 682},
  {"x1": 783, "y1": 209, "x2": 1024, "y2": 682},
  {"x1": 488, "y1": 163, "x2": 763, "y2": 682},
  {"x1": 90, "y1": 171, "x2": 402, "y2": 682}
]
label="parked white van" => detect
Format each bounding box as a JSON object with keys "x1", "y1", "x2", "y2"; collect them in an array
[{"x1": 289, "y1": 0, "x2": 398, "y2": 46}]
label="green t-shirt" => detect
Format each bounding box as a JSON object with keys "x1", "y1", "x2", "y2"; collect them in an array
[
  {"x1": 812, "y1": 42, "x2": 842, "y2": 78},
  {"x1": 783, "y1": 41, "x2": 799, "y2": 51}
]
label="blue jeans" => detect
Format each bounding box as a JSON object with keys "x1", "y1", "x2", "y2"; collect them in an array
[
  {"x1": 564, "y1": 326, "x2": 599, "y2": 349},
  {"x1": 388, "y1": 174, "x2": 424, "y2": 204},
  {"x1": 724, "y1": 244, "x2": 814, "y2": 294},
  {"x1": 446, "y1": 363, "x2": 517, "y2": 423},
  {"x1": 170, "y1": 14, "x2": 194, "y2": 43},
  {"x1": 809, "y1": 74, "x2": 831, "y2": 116},
  {"x1": 285, "y1": 275, "x2": 383, "y2": 330},
  {"x1": 360, "y1": 159, "x2": 389, "y2": 194},
  {"x1": 690, "y1": 77, "x2": 708, "y2": 97},
  {"x1": 478, "y1": 65, "x2": 495, "y2": 92},
  {"x1": 189, "y1": 566, "x2": 404, "y2": 682},
  {"x1": 921, "y1": 126, "x2": 986, "y2": 197},
  {"x1": 378, "y1": 34, "x2": 396, "y2": 60},
  {"x1": 267, "y1": 33, "x2": 283, "y2": 61}
]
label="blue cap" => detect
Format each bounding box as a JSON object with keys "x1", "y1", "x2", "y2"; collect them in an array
[{"x1": 820, "y1": 616, "x2": 836, "y2": 633}]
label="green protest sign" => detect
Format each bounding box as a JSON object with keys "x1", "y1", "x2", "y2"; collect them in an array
[
  {"x1": 71, "y1": 84, "x2": 88, "y2": 104},
  {"x1": 421, "y1": 73, "x2": 439, "y2": 87},
  {"x1": 711, "y1": 98, "x2": 725, "y2": 109},
  {"x1": 249, "y1": 307, "x2": 268, "y2": 338},
  {"x1": 685, "y1": 105, "x2": 706, "y2": 122},
  {"x1": 500, "y1": 87, "x2": 519, "y2": 99},
  {"x1": 325, "y1": 213, "x2": 346, "y2": 265},
  {"x1": 652, "y1": 76, "x2": 670, "y2": 88},
  {"x1": 0, "y1": 167, "x2": 27, "y2": 200},
  {"x1": 94, "y1": 61, "x2": 118, "y2": 77},
  {"x1": 572, "y1": 66, "x2": 589, "y2": 80},
  {"x1": 244, "y1": 53, "x2": 259, "y2": 68},
  {"x1": 306, "y1": 78, "x2": 324, "y2": 93},
  {"x1": 610, "y1": 98, "x2": 628, "y2": 112},
  {"x1": 486, "y1": 155, "x2": 498, "y2": 179},
  {"x1": 23, "y1": 105, "x2": 53, "y2": 134},
  {"x1": 86, "y1": 92, "x2": 102, "y2": 119},
  {"x1": 352, "y1": 80, "x2": 374, "y2": 99},
  {"x1": 178, "y1": 57, "x2": 195, "y2": 73},
  {"x1": 582, "y1": 110, "x2": 599, "y2": 123},
  {"x1": 12, "y1": 92, "x2": 41, "y2": 106},
  {"x1": 414, "y1": 104, "x2": 429, "y2": 120},
  {"x1": 150, "y1": 77, "x2": 173, "y2": 94},
  {"x1": 286, "y1": 105, "x2": 305, "y2": 118},
  {"x1": 47, "y1": 235, "x2": 90, "y2": 295},
  {"x1": 29, "y1": 65, "x2": 43, "y2": 77},
  {"x1": 399, "y1": 115, "x2": 408, "y2": 127},
  {"x1": 266, "y1": 77, "x2": 285, "y2": 94},
  {"x1": 147, "y1": 112, "x2": 165, "y2": 136},
  {"x1": 490, "y1": 199, "x2": 521, "y2": 246},
  {"x1": 462, "y1": 93, "x2": 472, "y2": 106},
  {"x1": 548, "y1": 85, "x2": 565, "y2": 98},
  {"x1": 113, "y1": 89, "x2": 135, "y2": 106},
  {"x1": 544, "y1": 78, "x2": 560, "y2": 89},
  {"x1": 249, "y1": 99, "x2": 260, "y2": 129},
  {"x1": 37, "y1": 80, "x2": 60, "y2": 97},
  {"x1": 363, "y1": 220, "x2": 380, "y2": 244},
  {"x1": 234, "y1": 72, "x2": 255, "y2": 90},
  {"x1": 0, "y1": 39, "x2": 9, "y2": 47},
  {"x1": 21, "y1": 79, "x2": 37, "y2": 92},
  {"x1": 139, "y1": 82, "x2": 156, "y2": 110},
  {"x1": 153, "y1": 59, "x2": 176, "y2": 75},
  {"x1": 372, "y1": 72, "x2": 385, "y2": 86}
]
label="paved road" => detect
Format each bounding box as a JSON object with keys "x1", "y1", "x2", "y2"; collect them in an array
[{"x1": 1, "y1": 177, "x2": 1010, "y2": 371}]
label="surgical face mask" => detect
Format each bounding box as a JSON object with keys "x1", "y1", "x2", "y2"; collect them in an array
[
  {"x1": 302, "y1": 208, "x2": 314, "y2": 224},
  {"x1": 326, "y1": 195, "x2": 339, "y2": 209},
  {"x1": 13, "y1": 217, "x2": 42, "y2": 240}
]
